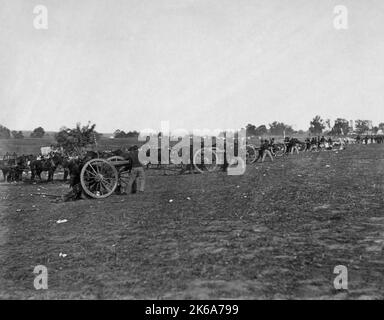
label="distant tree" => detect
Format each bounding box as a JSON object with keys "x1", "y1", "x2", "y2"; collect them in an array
[
  {"x1": 285, "y1": 126, "x2": 295, "y2": 135},
  {"x1": 55, "y1": 122, "x2": 101, "y2": 154},
  {"x1": 126, "y1": 130, "x2": 139, "y2": 138},
  {"x1": 372, "y1": 126, "x2": 379, "y2": 134},
  {"x1": 269, "y1": 121, "x2": 294, "y2": 136},
  {"x1": 11, "y1": 130, "x2": 24, "y2": 139},
  {"x1": 30, "y1": 126, "x2": 45, "y2": 138},
  {"x1": 0, "y1": 124, "x2": 11, "y2": 139},
  {"x1": 325, "y1": 119, "x2": 331, "y2": 131},
  {"x1": 255, "y1": 125, "x2": 268, "y2": 136},
  {"x1": 246, "y1": 124, "x2": 269, "y2": 136},
  {"x1": 245, "y1": 124, "x2": 257, "y2": 136},
  {"x1": 113, "y1": 130, "x2": 139, "y2": 138},
  {"x1": 331, "y1": 118, "x2": 349, "y2": 136},
  {"x1": 114, "y1": 129, "x2": 127, "y2": 138},
  {"x1": 309, "y1": 115, "x2": 325, "y2": 135},
  {"x1": 355, "y1": 120, "x2": 370, "y2": 134},
  {"x1": 378, "y1": 123, "x2": 384, "y2": 131}
]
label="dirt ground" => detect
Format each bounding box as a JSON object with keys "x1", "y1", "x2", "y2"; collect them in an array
[{"x1": 0, "y1": 144, "x2": 383, "y2": 299}]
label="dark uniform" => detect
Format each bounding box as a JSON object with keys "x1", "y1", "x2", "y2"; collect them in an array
[
  {"x1": 122, "y1": 146, "x2": 145, "y2": 194},
  {"x1": 255, "y1": 140, "x2": 274, "y2": 162}
]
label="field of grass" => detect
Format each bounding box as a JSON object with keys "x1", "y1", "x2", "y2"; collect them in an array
[
  {"x1": 0, "y1": 137, "x2": 141, "y2": 155},
  {"x1": 0, "y1": 144, "x2": 383, "y2": 299}
]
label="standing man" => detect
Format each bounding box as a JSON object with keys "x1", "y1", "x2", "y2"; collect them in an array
[
  {"x1": 255, "y1": 139, "x2": 274, "y2": 163},
  {"x1": 289, "y1": 137, "x2": 299, "y2": 154},
  {"x1": 123, "y1": 145, "x2": 145, "y2": 194}
]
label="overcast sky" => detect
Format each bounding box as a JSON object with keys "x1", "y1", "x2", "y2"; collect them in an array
[{"x1": 1, "y1": 0, "x2": 384, "y2": 133}]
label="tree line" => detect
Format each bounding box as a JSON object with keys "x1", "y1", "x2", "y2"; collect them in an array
[
  {"x1": 0, "y1": 123, "x2": 141, "y2": 140},
  {"x1": 0, "y1": 125, "x2": 46, "y2": 139},
  {"x1": 1, "y1": 116, "x2": 383, "y2": 141},
  {"x1": 246, "y1": 116, "x2": 384, "y2": 137}
]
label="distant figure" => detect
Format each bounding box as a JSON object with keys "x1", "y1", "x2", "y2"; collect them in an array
[
  {"x1": 123, "y1": 145, "x2": 145, "y2": 194},
  {"x1": 305, "y1": 137, "x2": 311, "y2": 150},
  {"x1": 289, "y1": 138, "x2": 299, "y2": 154},
  {"x1": 255, "y1": 140, "x2": 274, "y2": 163}
]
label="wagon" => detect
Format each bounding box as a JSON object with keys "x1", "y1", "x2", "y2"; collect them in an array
[{"x1": 80, "y1": 156, "x2": 132, "y2": 199}]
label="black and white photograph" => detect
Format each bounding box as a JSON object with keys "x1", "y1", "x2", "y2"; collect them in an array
[{"x1": 0, "y1": 0, "x2": 383, "y2": 303}]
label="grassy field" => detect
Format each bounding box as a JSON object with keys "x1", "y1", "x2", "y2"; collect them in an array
[
  {"x1": 0, "y1": 137, "x2": 141, "y2": 155},
  {"x1": 0, "y1": 144, "x2": 383, "y2": 299}
]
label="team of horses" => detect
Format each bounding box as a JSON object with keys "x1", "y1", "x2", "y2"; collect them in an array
[
  {"x1": 0, "y1": 149, "x2": 127, "y2": 183},
  {"x1": 0, "y1": 153, "x2": 66, "y2": 182}
]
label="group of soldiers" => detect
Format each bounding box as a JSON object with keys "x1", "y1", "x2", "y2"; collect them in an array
[
  {"x1": 253, "y1": 133, "x2": 384, "y2": 164},
  {"x1": 254, "y1": 136, "x2": 341, "y2": 163},
  {"x1": 355, "y1": 135, "x2": 384, "y2": 144}
]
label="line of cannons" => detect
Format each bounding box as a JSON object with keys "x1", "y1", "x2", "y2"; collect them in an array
[{"x1": 1, "y1": 135, "x2": 383, "y2": 199}]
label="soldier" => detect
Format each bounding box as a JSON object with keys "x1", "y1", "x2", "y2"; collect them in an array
[
  {"x1": 266, "y1": 138, "x2": 274, "y2": 156},
  {"x1": 255, "y1": 139, "x2": 274, "y2": 163},
  {"x1": 63, "y1": 158, "x2": 85, "y2": 201},
  {"x1": 289, "y1": 137, "x2": 299, "y2": 154},
  {"x1": 305, "y1": 137, "x2": 311, "y2": 151},
  {"x1": 122, "y1": 145, "x2": 145, "y2": 194}
]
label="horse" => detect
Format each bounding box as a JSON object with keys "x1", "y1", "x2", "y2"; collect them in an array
[
  {"x1": 0, "y1": 155, "x2": 30, "y2": 182},
  {"x1": 29, "y1": 152, "x2": 66, "y2": 181},
  {"x1": 0, "y1": 159, "x2": 10, "y2": 181}
]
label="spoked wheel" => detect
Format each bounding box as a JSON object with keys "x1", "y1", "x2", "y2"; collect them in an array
[
  {"x1": 193, "y1": 148, "x2": 218, "y2": 173},
  {"x1": 297, "y1": 143, "x2": 307, "y2": 152},
  {"x1": 309, "y1": 145, "x2": 319, "y2": 152},
  {"x1": 274, "y1": 144, "x2": 286, "y2": 157},
  {"x1": 246, "y1": 145, "x2": 257, "y2": 164},
  {"x1": 80, "y1": 159, "x2": 118, "y2": 198}
]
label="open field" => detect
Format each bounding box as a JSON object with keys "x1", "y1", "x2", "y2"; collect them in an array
[
  {"x1": 0, "y1": 137, "x2": 141, "y2": 155},
  {"x1": 0, "y1": 144, "x2": 383, "y2": 299}
]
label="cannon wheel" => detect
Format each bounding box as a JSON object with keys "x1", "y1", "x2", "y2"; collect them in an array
[
  {"x1": 80, "y1": 158, "x2": 118, "y2": 198},
  {"x1": 274, "y1": 143, "x2": 286, "y2": 157},
  {"x1": 297, "y1": 143, "x2": 307, "y2": 152},
  {"x1": 193, "y1": 148, "x2": 219, "y2": 173},
  {"x1": 246, "y1": 145, "x2": 257, "y2": 164}
]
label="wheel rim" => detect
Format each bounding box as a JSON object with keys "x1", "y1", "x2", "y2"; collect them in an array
[
  {"x1": 246, "y1": 145, "x2": 257, "y2": 164},
  {"x1": 80, "y1": 159, "x2": 118, "y2": 198},
  {"x1": 193, "y1": 148, "x2": 218, "y2": 173},
  {"x1": 274, "y1": 144, "x2": 286, "y2": 157}
]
